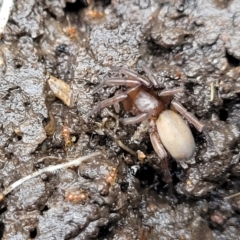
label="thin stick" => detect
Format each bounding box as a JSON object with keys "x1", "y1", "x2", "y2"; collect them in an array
[
  {"x1": 224, "y1": 192, "x2": 240, "y2": 200},
  {"x1": 210, "y1": 82, "x2": 215, "y2": 101},
  {"x1": 0, "y1": 151, "x2": 102, "y2": 201},
  {"x1": 117, "y1": 140, "x2": 137, "y2": 157},
  {"x1": 0, "y1": 0, "x2": 14, "y2": 36}
]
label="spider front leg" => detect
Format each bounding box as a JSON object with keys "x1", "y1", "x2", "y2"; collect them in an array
[
  {"x1": 141, "y1": 65, "x2": 160, "y2": 88},
  {"x1": 91, "y1": 78, "x2": 141, "y2": 94},
  {"x1": 142, "y1": 65, "x2": 185, "y2": 96},
  {"x1": 171, "y1": 99, "x2": 221, "y2": 154},
  {"x1": 111, "y1": 67, "x2": 152, "y2": 88},
  {"x1": 86, "y1": 93, "x2": 128, "y2": 117},
  {"x1": 120, "y1": 112, "x2": 148, "y2": 125},
  {"x1": 149, "y1": 119, "x2": 172, "y2": 183},
  {"x1": 158, "y1": 87, "x2": 185, "y2": 97}
]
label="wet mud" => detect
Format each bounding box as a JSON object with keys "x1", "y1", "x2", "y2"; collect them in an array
[{"x1": 0, "y1": 0, "x2": 239, "y2": 239}]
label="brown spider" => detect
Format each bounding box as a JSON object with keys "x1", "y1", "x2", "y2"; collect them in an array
[{"x1": 87, "y1": 65, "x2": 219, "y2": 182}]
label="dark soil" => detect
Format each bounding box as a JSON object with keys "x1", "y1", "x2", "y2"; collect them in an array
[{"x1": 0, "y1": 0, "x2": 239, "y2": 239}]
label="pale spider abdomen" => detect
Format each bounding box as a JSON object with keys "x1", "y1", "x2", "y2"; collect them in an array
[{"x1": 156, "y1": 110, "x2": 195, "y2": 160}]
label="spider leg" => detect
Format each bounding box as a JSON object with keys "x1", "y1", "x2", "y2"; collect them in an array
[
  {"x1": 149, "y1": 119, "x2": 172, "y2": 183},
  {"x1": 86, "y1": 93, "x2": 128, "y2": 117},
  {"x1": 171, "y1": 99, "x2": 204, "y2": 132},
  {"x1": 112, "y1": 67, "x2": 152, "y2": 88},
  {"x1": 142, "y1": 65, "x2": 160, "y2": 88},
  {"x1": 113, "y1": 89, "x2": 123, "y2": 113},
  {"x1": 91, "y1": 78, "x2": 141, "y2": 94},
  {"x1": 171, "y1": 99, "x2": 221, "y2": 154},
  {"x1": 149, "y1": 119, "x2": 168, "y2": 159},
  {"x1": 158, "y1": 87, "x2": 185, "y2": 97},
  {"x1": 120, "y1": 112, "x2": 148, "y2": 125}
]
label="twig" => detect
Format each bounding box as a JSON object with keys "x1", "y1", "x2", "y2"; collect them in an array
[
  {"x1": 224, "y1": 192, "x2": 240, "y2": 200},
  {"x1": 117, "y1": 140, "x2": 137, "y2": 157},
  {"x1": 0, "y1": 0, "x2": 14, "y2": 36},
  {"x1": 0, "y1": 151, "x2": 102, "y2": 201},
  {"x1": 210, "y1": 82, "x2": 215, "y2": 101}
]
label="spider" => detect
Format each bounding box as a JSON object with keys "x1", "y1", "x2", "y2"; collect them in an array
[{"x1": 87, "y1": 65, "x2": 219, "y2": 183}]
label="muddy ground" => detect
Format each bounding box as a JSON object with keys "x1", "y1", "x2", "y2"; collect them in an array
[{"x1": 0, "y1": 0, "x2": 240, "y2": 239}]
